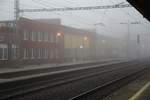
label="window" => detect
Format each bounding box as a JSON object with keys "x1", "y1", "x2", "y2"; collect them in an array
[
  {"x1": 45, "y1": 48, "x2": 48, "y2": 59},
  {"x1": 23, "y1": 48, "x2": 29, "y2": 59},
  {"x1": 38, "y1": 32, "x2": 40, "y2": 41},
  {"x1": 48, "y1": 34, "x2": 50, "y2": 42},
  {"x1": 43, "y1": 48, "x2": 48, "y2": 59},
  {"x1": 38, "y1": 32, "x2": 42, "y2": 42},
  {"x1": 41, "y1": 48, "x2": 44, "y2": 59},
  {"x1": 31, "y1": 48, "x2": 34, "y2": 59},
  {"x1": 37, "y1": 48, "x2": 40, "y2": 59},
  {"x1": 0, "y1": 48, "x2": 2, "y2": 60},
  {"x1": 49, "y1": 33, "x2": 54, "y2": 43},
  {"x1": 0, "y1": 36, "x2": 4, "y2": 42},
  {"x1": 41, "y1": 32, "x2": 44, "y2": 41},
  {"x1": 50, "y1": 49, "x2": 54, "y2": 59},
  {"x1": 31, "y1": 31, "x2": 36, "y2": 41},
  {"x1": 44, "y1": 33, "x2": 49, "y2": 42},
  {"x1": 37, "y1": 48, "x2": 42, "y2": 59},
  {"x1": 0, "y1": 44, "x2": 8, "y2": 60},
  {"x1": 56, "y1": 36, "x2": 58, "y2": 43},
  {"x1": 31, "y1": 31, "x2": 33, "y2": 41},
  {"x1": 12, "y1": 44, "x2": 18, "y2": 59},
  {"x1": 40, "y1": 48, "x2": 42, "y2": 58},
  {"x1": 23, "y1": 30, "x2": 29, "y2": 40},
  {"x1": 30, "y1": 48, "x2": 37, "y2": 59},
  {"x1": 33, "y1": 48, "x2": 36, "y2": 59},
  {"x1": 55, "y1": 49, "x2": 59, "y2": 58},
  {"x1": 36, "y1": 48, "x2": 38, "y2": 59}
]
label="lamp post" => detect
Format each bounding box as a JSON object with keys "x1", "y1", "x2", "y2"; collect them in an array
[
  {"x1": 94, "y1": 22, "x2": 105, "y2": 60},
  {"x1": 83, "y1": 36, "x2": 88, "y2": 60},
  {"x1": 137, "y1": 34, "x2": 141, "y2": 60},
  {"x1": 120, "y1": 21, "x2": 141, "y2": 59},
  {"x1": 136, "y1": 33, "x2": 150, "y2": 60},
  {"x1": 56, "y1": 32, "x2": 62, "y2": 60},
  {"x1": 56, "y1": 32, "x2": 62, "y2": 43},
  {"x1": 120, "y1": 21, "x2": 130, "y2": 58}
]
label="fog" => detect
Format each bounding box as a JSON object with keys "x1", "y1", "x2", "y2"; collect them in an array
[
  {"x1": 0, "y1": 0, "x2": 150, "y2": 60},
  {"x1": 1, "y1": 2, "x2": 150, "y2": 100}
]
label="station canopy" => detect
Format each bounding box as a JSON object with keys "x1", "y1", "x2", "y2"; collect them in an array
[{"x1": 127, "y1": 0, "x2": 150, "y2": 21}]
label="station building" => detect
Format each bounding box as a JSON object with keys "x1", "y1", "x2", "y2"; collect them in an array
[
  {"x1": 0, "y1": 18, "x2": 64, "y2": 66},
  {"x1": 0, "y1": 17, "x2": 95, "y2": 66},
  {"x1": 0, "y1": 21, "x2": 19, "y2": 65},
  {"x1": 0, "y1": 17, "x2": 126, "y2": 66}
]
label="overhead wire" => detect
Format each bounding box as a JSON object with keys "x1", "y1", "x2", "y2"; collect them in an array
[
  {"x1": 31, "y1": 0, "x2": 62, "y2": 15},
  {"x1": 34, "y1": 0, "x2": 95, "y2": 26},
  {"x1": 119, "y1": 0, "x2": 150, "y2": 40},
  {"x1": 20, "y1": 3, "x2": 43, "y2": 9},
  {"x1": 107, "y1": 0, "x2": 150, "y2": 39},
  {"x1": 63, "y1": 0, "x2": 100, "y2": 25},
  {"x1": 90, "y1": 0, "x2": 114, "y2": 34},
  {"x1": 62, "y1": 0, "x2": 98, "y2": 23},
  {"x1": 111, "y1": 0, "x2": 150, "y2": 32},
  {"x1": 61, "y1": 0, "x2": 131, "y2": 34},
  {"x1": 2, "y1": 0, "x2": 149, "y2": 31},
  {"x1": 31, "y1": 0, "x2": 87, "y2": 27},
  {"x1": 62, "y1": 0, "x2": 127, "y2": 32},
  {"x1": 32, "y1": 0, "x2": 94, "y2": 27},
  {"x1": 59, "y1": 0, "x2": 111, "y2": 27},
  {"x1": 0, "y1": 0, "x2": 14, "y2": 20}
]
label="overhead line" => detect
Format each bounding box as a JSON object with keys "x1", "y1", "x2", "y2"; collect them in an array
[
  {"x1": 41, "y1": 0, "x2": 96, "y2": 24},
  {"x1": 109, "y1": 0, "x2": 150, "y2": 32},
  {"x1": 31, "y1": 0, "x2": 93, "y2": 27},
  {"x1": 32, "y1": 0, "x2": 94, "y2": 26},
  {"x1": 19, "y1": 4, "x2": 132, "y2": 13}
]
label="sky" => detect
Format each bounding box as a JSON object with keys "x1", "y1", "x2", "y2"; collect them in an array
[{"x1": 0, "y1": 0, "x2": 150, "y2": 39}]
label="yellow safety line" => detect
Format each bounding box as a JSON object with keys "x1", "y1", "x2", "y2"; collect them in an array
[{"x1": 129, "y1": 81, "x2": 150, "y2": 100}]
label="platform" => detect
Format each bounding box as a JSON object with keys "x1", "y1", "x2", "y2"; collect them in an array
[{"x1": 103, "y1": 68, "x2": 150, "y2": 100}]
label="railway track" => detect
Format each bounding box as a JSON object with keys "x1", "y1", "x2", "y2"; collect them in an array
[
  {"x1": 69, "y1": 63, "x2": 150, "y2": 100},
  {"x1": 0, "y1": 59, "x2": 149, "y2": 100},
  {"x1": 0, "y1": 59, "x2": 123, "y2": 78}
]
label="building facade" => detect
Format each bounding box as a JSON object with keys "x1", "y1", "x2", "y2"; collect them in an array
[
  {"x1": 19, "y1": 18, "x2": 64, "y2": 65},
  {"x1": 0, "y1": 17, "x2": 126, "y2": 66},
  {"x1": 0, "y1": 18, "x2": 64, "y2": 66},
  {"x1": 0, "y1": 23, "x2": 19, "y2": 66}
]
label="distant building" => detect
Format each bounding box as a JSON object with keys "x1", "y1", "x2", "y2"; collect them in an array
[
  {"x1": 0, "y1": 20, "x2": 15, "y2": 28},
  {"x1": 0, "y1": 18, "x2": 64, "y2": 66},
  {"x1": 35, "y1": 18, "x2": 61, "y2": 25},
  {"x1": 0, "y1": 24, "x2": 18, "y2": 65},
  {"x1": 0, "y1": 17, "x2": 126, "y2": 66},
  {"x1": 19, "y1": 18, "x2": 64, "y2": 64}
]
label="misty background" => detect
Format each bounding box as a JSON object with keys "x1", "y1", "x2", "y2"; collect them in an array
[{"x1": 0, "y1": 0, "x2": 150, "y2": 57}]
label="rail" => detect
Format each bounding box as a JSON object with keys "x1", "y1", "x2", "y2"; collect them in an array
[{"x1": 0, "y1": 60, "x2": 149, "y2": 100}]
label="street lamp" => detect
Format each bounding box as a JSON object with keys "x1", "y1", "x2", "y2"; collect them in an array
[
  {"x1": 102, "y1": 39, "x2": 106, "y2": 44},
  {"x1": 80, "y1": 45, "x2": 83, "y2": 49},
  {"x1": 94, "y1": 22, "x2": 106, "y2": 60},
  {"x1": 56, "y1": 32, "x2": 62, "y2": 42},
  {"x1": 83, "y1": 36, "x2": 89, "y2": 61},
  {"x1": 56, "y1": 32, "x2": 62, "y2": 59},
  {"x1": 56, "y1": 32, "x2": 61, "y2": 37},
  {"x1": 84, "y1": 36, "x2": 88, "y2": 41},
  {"x1": 120, "y1": 21, "x2": 141, "y2": 59}
]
